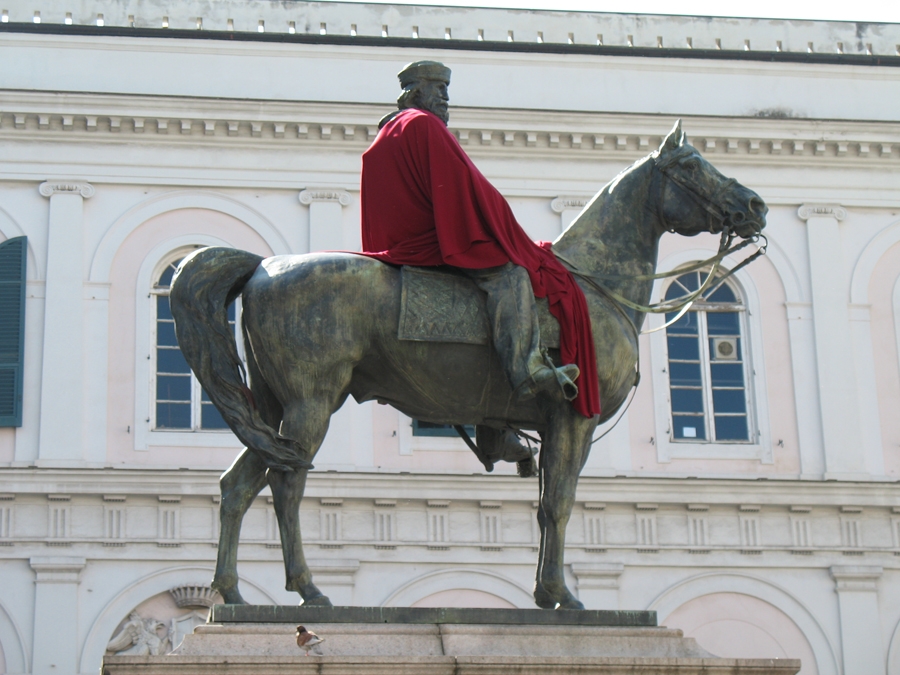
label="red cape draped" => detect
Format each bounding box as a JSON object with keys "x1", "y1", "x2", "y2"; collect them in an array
[{"x1": 359, "y1": 108, "x2": 600, "y2": 418}]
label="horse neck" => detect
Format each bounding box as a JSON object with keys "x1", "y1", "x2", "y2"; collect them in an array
[{"x1": 552, "y1": 160, "x2": 662, "y2": 329}]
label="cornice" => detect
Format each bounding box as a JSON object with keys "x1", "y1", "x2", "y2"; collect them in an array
[
  {"x1": 1, "y1": 91, "x2": 898, "y2": 169},
  {"x1": 0, "y1": 467, "x2": 898, "y2": 507}
]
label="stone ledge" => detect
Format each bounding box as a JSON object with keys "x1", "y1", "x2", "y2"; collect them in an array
[
  {"x1": 102, "y1": 654, "x2": 801, "y2": 675},
  {"x1": 209, "y1": 604, "x2": 656, "y2": 626}
]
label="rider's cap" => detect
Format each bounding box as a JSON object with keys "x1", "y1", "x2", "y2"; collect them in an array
[{"x1": 398, "y1": 60, "x2": 451, "y2": 88}]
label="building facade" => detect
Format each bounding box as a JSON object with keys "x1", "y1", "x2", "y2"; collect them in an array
[{"x1": 1, "y1": 2, "x2": 900, "y2": 674}]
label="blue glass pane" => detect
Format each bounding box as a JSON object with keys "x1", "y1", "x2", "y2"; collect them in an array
[
  {"x1": 227, "y1": 302, "x2": 236, "y2": 322},
  {"x1": 707, "y1": 312, "x2": 740, "y2": 336},
  {"x1": 157, "y1": 375, "x2": 191, "y2": 401},
  {"x1": 157, "y1": 295, "x2": 173, "y2": 321},
  {"x1": 678, "y1": 272, "x2": 700, "y2": 292},
  {"x1": 666, "y1": 311, "x2": 699, "y2": 335},
  {"x1": 713, "y1": 389, "x2": 747, "y2": 414},
  {"x1": 201, "y1": 403, "x2": 228, "y2": 429},
  {"x1": 711, "y1": 362, "x2": 745, "y2": 387},
  {"x1": 673, "y1": 415, "x2": 706, "y2": 440},
  {"x1": 667, "y1": 336, "x2": 699, "y2": 360},
  {"x1": 201, "y1": 387, "x2": 211, "y2": 402},
  {"x1": 671, "y1": 388, "x2": 704, "y2": 413},
  {"x1": 157, "y1": 347, "x2": 190, "y2": 374},
  {"x1": 158, "y1": 265, "x2": 176, "y2": 287},
  {"x1": 715, "y1": 415, "x2": 749, "y2": 441},
  {"x1": 156, "y1": 321, "x2": 178, "y2": 347},
  {"x1": 707, "y1": 283, "x2": 736, "y2": 303},
  {"x1": 670, "y1": 362, "x2": 702, "y2": 386},
  {"x1": 156, "y1": 402, "x2": 191, "y2": 429}
]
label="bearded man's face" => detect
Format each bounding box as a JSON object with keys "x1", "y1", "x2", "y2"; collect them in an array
[{"x1": 414, "y1": 80, "x2": 450, "y2": 124}]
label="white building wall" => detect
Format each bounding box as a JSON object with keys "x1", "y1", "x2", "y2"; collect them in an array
[{"x1": 0, "y1": 3, "x2": 899, "y2": 675}]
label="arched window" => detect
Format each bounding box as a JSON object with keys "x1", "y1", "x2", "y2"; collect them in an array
[
  {"x1": 151, "y1": 257, "x2": 233, "y2": 431},
  {"x1": 664, "y1": 269, "x2": 752, "y2": 443}
]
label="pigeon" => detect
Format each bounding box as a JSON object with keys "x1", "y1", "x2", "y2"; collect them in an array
[{"x1": 295, "y1": 625, "x2": 324, "y2": 655}]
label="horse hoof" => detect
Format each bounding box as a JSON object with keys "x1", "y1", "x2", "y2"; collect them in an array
[
  {"x1": 557, "y1": 597, "x2": 585, "y2": 610},
  {"x1": 214, "y1": 587, "x2": 248, "y2": 605},
  {"x1": 533, "y1": 586, "x2": 558, "y2": 609},
  {"x1": 302, "y1": 594, "x2": 333, "y2": 607}
]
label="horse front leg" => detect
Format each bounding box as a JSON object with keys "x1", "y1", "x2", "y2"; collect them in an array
[
  {"x1": 212, "y1": 448, "x2": 268, "y2": 604},
  {"x1": 534, "y1": 405, "x2": 597, "y2": 610}
]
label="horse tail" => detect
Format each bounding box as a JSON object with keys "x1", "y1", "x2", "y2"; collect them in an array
[{"x1": 169, "y1": 247, "x2": 312, "y2": 472}]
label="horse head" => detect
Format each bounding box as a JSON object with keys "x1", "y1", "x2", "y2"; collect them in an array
[{"x1": 654, "y1": 120, "x2": 767, "y2": 240}]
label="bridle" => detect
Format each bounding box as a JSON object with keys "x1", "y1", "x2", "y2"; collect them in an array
[{"x1": 555, "y1": 151, "x2": 767, "y2": 337}]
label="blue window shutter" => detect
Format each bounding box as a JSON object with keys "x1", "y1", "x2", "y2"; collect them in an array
[{"x1": 0, "y1": 237, "x2": 27, "y2": 427}]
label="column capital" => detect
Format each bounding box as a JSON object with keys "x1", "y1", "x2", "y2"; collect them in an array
[
  {"x1": 299, "y1": 188, "x2": 351, "y2": 206},
  {"x1": 551, "y1": 195, "x2": 591, "y2": 214},
  {"x1": 29, "y1": 556, "x2": 86, "y2": 583},
  {"x1": 39, "y1": 181, "x2": 95, "y2": 199},
  {"x1": 830, "y1": 565, "x2": 882, "y2": 591},
  {"x1": 570, "y1": 562, "x2": 624, "y2": 589},
  {"x1": 798, "y1": 203, "x2": 846, "y2": 221}
]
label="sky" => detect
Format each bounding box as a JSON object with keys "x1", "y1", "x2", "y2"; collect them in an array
[{"x1": 348, "y1": 0, "x2": 900, "y2": 24}]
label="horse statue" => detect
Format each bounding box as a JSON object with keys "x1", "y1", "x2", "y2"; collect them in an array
[{"x1": 170, "y1": 120, "x2": 766, "y2": 610}]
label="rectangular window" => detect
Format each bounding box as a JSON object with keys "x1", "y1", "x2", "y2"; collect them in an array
[
  {"x1": 665, "y1": 274, "x2": 752, "y2": 443},
  {"x1": 151, "y1": 258, "x2": 237, "y2": 431},
  {"x1": 412, "y1": 420, "x2": 474, "y2": 437},
  {"x1": 0, "y1": 237, "x2": 26, "y2": 427}
]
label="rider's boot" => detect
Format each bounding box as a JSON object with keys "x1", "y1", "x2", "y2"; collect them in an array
[
  {"x1": 464, "y1": 263, "x2": 579, "y2": 403},
  {"x1": 475, "y1": 426, "x2": 538, "y2": 477}
]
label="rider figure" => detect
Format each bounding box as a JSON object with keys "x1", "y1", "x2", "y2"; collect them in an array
[{"x1": 361, "y1": 60, "x2": 580, "y2": 405}]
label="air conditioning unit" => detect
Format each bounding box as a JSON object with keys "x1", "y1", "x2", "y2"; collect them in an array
[{"x1": 712, "y1": 337, "x2": 738, "y2": 360}]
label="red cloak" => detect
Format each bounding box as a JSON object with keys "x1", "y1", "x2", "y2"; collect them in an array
[{"x1": 359, "y1": 108, "x2": 600, "y2": 418}]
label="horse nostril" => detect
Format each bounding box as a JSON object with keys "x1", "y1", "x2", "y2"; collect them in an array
[{"x1": 749, "y1": 197, "x2": 768, "y2": 217}]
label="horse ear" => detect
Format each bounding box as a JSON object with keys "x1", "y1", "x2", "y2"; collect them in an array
[{"x1": 659, "y1": 120, "x2": 685, "y2": 154}]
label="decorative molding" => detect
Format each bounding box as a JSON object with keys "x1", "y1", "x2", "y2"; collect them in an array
[
  {"x1": 798, "y1": 203, "x2": 847, "y2": 221},
  {"x1": 830, "y1": 565, "x2": 882, "y2": 592},
  {"x1": 38, "y1": 180, "x2": 95, "y2": 199},
  {"x1": 29, "y1": 556, "x2": 86, "y2": 582},
  {"x1": 299, "y1": 188, "x2": 352, "y2": 206},
  {"x1": 550, "y1": 196, "x2": 591, "y2": 213},
  {"x1": 571, "y1": 562, "x2": 624, "y2": 590},
  {"x1": 169, "y1": 584, "x2": 221, "y2": 608}
]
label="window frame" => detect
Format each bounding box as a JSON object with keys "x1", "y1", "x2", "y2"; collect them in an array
[
  {"x1": 648, "y1": 252, "x2": 772, "y2": 463},
  {"x1": 134, "y1": 237, "x2": 244, "y2": 451}
]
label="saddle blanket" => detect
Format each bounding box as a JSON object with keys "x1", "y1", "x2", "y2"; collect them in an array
[{"x1": 398, "y1": 266, "x2": 560, "y2": 348}]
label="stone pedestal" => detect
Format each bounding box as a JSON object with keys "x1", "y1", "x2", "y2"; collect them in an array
[{"x1": 102, "y1": 606, "x2": 800, "y2": 675}]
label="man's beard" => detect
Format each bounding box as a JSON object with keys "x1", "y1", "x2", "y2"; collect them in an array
[{"x1": 418, "y1": 92, "x2": 449, "y2": 125}]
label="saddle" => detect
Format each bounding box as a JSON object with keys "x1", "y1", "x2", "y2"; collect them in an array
[{"x1": 398, "y1": 266, "x2": 560, "y2": 348}]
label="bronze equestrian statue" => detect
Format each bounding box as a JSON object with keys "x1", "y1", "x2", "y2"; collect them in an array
[{"x1": 170, "y1": 81, "x2": 766, "y2": 609}]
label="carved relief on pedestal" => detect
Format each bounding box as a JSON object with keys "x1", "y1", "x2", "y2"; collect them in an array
[{"x1": 106, "y1": 585, "x2": 222, "y2": 656}]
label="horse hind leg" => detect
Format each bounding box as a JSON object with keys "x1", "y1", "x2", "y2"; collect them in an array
[
  {"x1": 211, "y1": 337, "x2": 283, "y2": 604},
  {"x1": 212, "y1": 449, "x2": 268, "y2": 604},
  {"x1": 268, "y1": 365, "x2": 352, "y2": 606}
]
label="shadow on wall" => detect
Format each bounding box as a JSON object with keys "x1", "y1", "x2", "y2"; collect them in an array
[{"x1": 662, "y1": 592, "x2": 818, "y2": 675}]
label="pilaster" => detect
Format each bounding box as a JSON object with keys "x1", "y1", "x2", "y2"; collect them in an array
[
  {"x1": 37, "y1": 181, "x2": 93, "y2": 463},
  {"x1": 551, "y1": 195, "x2": 591, "y2": 233},
  {"x1": 798, "y1": 204, "x2": 866, "y2": 478},
  {"x1": 571, "y1": 563, "x2": 624, "y2": 609},
  {"x1": 830, "y1": 565, "x2": 884, "y2": 675},
  {"x1": 299, "y1": 188, "x2": 352, "y2": 252},
  {"x1": 30, "y1": 556, "x2": 85, "y2": 675},
  {"x1": 783, "y1": 302, "x2": 825, "y2": 477}
]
